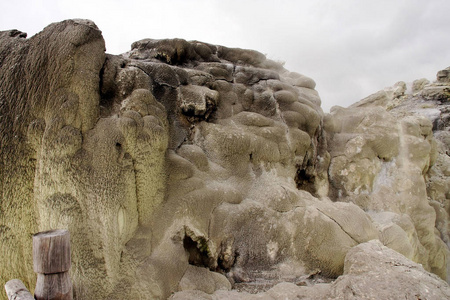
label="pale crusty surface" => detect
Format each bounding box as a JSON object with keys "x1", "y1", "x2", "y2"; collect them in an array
[{"x1": 0, "y1": 20, "x2": 448, "y2": 299}]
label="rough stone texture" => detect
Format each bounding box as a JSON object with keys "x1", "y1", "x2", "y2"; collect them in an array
[
  {"x1": 171, "y1": 240, "x2": 450, "y2": 299},
  {"x1": 327, "y1": 68, "x2": 450, "y2": 281},
  {"x1": 170, "y1": 282, "x2": 330, "y2": 300},
  {"x1": 0, "y1": 20, "x2": 449, "y2": 299},
  {"x1": 326, "y1": 240, "x2": 450, "y2": 300},
  {"x1": 178, "y1": 265, "x2": 231, "y2": 294}
]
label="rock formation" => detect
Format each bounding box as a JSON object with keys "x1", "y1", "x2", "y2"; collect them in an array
[
  {"x1": 172, "y1": 240, "x2": 450, "y2": 299},
  {"x1": 0, "y1": 20, "x2": 449, "y2": 299}
]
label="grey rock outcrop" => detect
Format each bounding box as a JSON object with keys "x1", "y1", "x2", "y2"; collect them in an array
[
  {"x1": 326, "y1": 67, "x2": 450, "y2": 281},
  {"x1": 0, "y1": 20, "x2": 449, "y2": 299},
  {"x1": 327, "y1": 240, "x2": 450, "y2": 300},
  {"x1": 171, "y1": 240, "x2": 450, "y2": 299}
]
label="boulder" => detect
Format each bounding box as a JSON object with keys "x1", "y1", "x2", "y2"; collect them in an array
[
  {"x1": 327, "y1": 240, "x2": 450, "y2": 300},
  {"x1": 172, "y1": 241, "x2": 450, "y2": 299}
]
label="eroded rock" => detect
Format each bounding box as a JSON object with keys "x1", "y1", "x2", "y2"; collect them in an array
[
  {"x1": 327, "y1": 240, "x2": 450, "y2": 300},
  {"x1": 0, "y1": 20, "x2": 449, "y2": 300}
]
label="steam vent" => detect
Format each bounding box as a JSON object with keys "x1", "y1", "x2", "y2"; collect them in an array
[{"x1": 1, "y1": 19, "x2": 449, "y2": 299}]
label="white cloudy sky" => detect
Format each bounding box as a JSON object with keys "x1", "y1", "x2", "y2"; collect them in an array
[{"x1": 1, "y1": 0, "x2": 449, "y2": 111}]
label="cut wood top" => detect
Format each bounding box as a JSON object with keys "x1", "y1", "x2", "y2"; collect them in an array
[{"x1": 33, "y1": 229, "x2": 71, "y2": 274}]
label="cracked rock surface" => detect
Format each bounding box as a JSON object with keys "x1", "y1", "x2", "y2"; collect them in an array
[
  {"x1": 172, "y1": 240, "x2": 450, "y2": 300},
  {"x1": 0, "y1": 20, "x2": 449, "y2": 299}
]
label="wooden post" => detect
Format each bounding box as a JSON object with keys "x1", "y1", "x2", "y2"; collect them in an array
[
  {"x1": 33, "y1": 229, "x2": 73, "y2": 300},
  {"x1": 4, "y1": 279, "x2": 34, "y2": 300}
]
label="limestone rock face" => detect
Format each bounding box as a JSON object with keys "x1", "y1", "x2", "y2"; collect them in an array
[
  {"x1": 171, "y1": 240, "x2": 450, "y2": 299},
  {"x1": 326, "y1": 68, "x2": 450, "y2": 280},
  {"x1": 0, "y1": 20, "x2": 449, "y2": 300},
  {"x1": 327, "y1": 240, "x2": 450, "y2": 300}
]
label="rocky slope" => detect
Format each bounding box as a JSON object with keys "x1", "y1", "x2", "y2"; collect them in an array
[{"x1": 0, "y1": 20, "x2": 449, "y2": 299}]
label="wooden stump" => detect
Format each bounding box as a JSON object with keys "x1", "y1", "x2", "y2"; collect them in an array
[
  {"x1": 33, "y1": 229, "x2": 73, "y2": 300},
  {"x1": 4, "y1": 279, "x2": 34, "y2": 300}
]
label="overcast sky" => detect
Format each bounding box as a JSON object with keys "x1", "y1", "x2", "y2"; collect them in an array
[{"x1": 1, "y1": 0, "x2": 449, "y2": 111}]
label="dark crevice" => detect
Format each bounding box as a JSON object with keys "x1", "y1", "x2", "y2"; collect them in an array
[
  {"x1": 295, "y1": 161, "x2": 317, "y2": 196},
  {"x1": 183, "y1": 235, "x2": 210, "y2": 268},
  {"x1": 98, "y1": 55, "x2": 118, "y2": 116}
]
